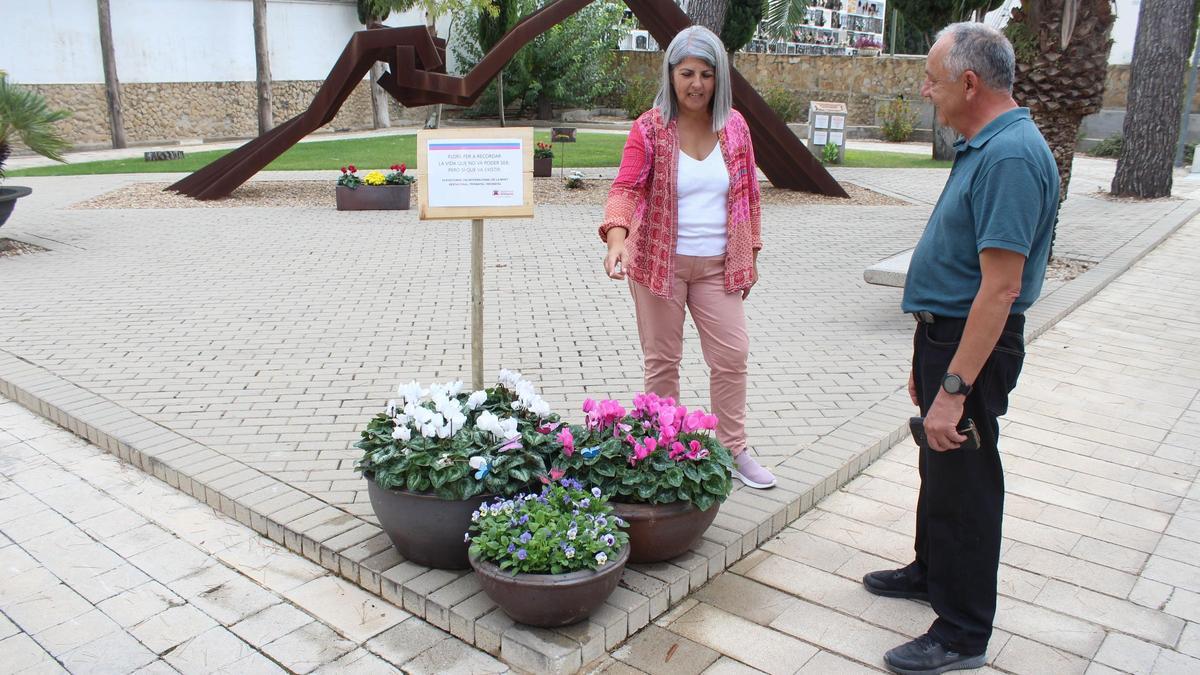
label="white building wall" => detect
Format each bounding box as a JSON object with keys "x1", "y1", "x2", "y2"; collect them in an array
[{"x1": 0, "y1": 0, "x2": 444, "y2": 84}]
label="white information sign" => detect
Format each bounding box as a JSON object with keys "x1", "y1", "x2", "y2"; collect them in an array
[
  {"x1": 427, "y1": 139, "x2": 524, "y2": 207},
  {"x1": 813, "y1": 130, "x2": 828, "y2": 145},
  {"x1": 417, "y1": 127, "x2": 535, "y2": 220},
  {"x1": 814, "y1": 114, "x2": 830, "y2": 129},
  {"x1": 830, "y1": 116, "x2": 845, "y2": 130},
  {"x1": 828, "y1": 131, "x2": 844, "y2": 145}
]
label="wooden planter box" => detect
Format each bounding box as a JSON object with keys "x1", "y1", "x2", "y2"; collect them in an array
[
  {"x1": 533, "y1": 157, "x2": 553, "y2": 177},
  {"x1": 335, "y1": 184, "x2": 412, "y2": 211}
]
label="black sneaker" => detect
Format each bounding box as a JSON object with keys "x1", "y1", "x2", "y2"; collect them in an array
[
  {"x1": 863, "y1": 562, "x2": 929, "y2": 601},
  {"x1": 884, "y1": 634, "x2": 986, "y2": 675}
]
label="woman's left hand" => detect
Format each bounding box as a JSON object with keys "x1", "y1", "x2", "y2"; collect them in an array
[{"x1": 741, "y1": 263, "x2": 758, "y2": 300}]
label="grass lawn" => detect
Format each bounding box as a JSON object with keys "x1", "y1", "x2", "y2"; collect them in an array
[{"x1": 7, "y1": 130, "x2": 949, "y2": 176}]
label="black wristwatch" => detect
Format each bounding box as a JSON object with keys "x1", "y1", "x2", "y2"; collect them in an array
[{"x1": 942, "y1": 373, "x2": 972, "y2": 396}]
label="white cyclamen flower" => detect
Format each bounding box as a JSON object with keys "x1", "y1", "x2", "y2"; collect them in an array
[
  {"x1": 498, "y1": 417, "x2": 519, "y2": 440},
  {"x1": 466, "y1": 390, "x2": 487, "y2": 411},
  {"x1": 397, "y1": 381, "x2": 427, "y2": 405},
  {"x1": 385, "y1": 399, "x2": 398, "y2": 417},
  {"x1": 446, "y1": 411, "x2": 467, "y2": 435},
  {"x1": 476, "y1": 411, "x2": 502, "y2": 437},
  {"x1": 392, "y1": 425, "x2": 412, "y2": 441},
  {"x1": 445, "y1": 380, "x2": 464, "y2": 397},
  {"x1": 468, "y1": 456, "x2": 488, "y2": 470},
  {"x1": 528, "y1": 398, "x2": 551, "y2": 418}
]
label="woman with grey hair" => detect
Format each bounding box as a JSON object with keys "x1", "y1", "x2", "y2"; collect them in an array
[{"x1": 597, "y1": 25, "x2": 774, "y2": 489}]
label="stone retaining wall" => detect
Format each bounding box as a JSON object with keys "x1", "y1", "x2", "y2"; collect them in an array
[
  {"x1": 29, "y1": 80, "x2": 430, "y2": 148},
  {"x1": 26, "y1": 56, "x2": 1190, "y2": 148}
]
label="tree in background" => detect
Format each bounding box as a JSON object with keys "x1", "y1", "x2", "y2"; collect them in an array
[
  {"x1": 477, "y1": 0, "x2": 516, "y2": 126},
  {"x1": 888, "y1": 0, "x2": 1005, "y2": 159},
  {"x1": 252, "y1": 0, "x2": 273, "y2": 134},
  {"x1": 454, "y1": 0, "x2": 624, "y2": 120},
  {"x1": 721, "y1": 0, "x2": 766, "y2": 53},
  {"x1": 1111, "y1": 0, "x2": 1196, "y2": 197},
  {"x1": 1005, "y1": 1, "x2": 1114, "y2": 202},
  {"x1": 687, "y1": 0, "x2": 729, "y2": 36},
  {"x1": 358, "y1": 0, "x2": 496, "y2": 129}
]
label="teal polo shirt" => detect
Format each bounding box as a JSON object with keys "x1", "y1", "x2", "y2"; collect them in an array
[{"x1": 901, "y1": 107, "x2": 1058, "y2": 318}]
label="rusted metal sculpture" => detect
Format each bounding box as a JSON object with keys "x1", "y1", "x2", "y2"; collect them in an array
[{"x1": 169, "y1": 0, "x2": 847, "y2": 200}]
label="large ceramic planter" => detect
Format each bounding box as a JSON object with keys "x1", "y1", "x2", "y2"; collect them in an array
[
  {"x1": 336, "y1": 184, "x2": 411, "y2": 211},
  {"x1": 533, "y1": 157, "x2": 553, "y2": 177},
  {"x1": 470, "y1": 545, "x2": 630, "y2": 627},
  {"x1": 365, "y1": 476, "x2": 491, "y2": 569},
  {"x1": 611, "y1": 500, "x2": 720, "y2": 563},
  {"x1": 0, "y1": 186, "x2": 33, "y2": 228}
]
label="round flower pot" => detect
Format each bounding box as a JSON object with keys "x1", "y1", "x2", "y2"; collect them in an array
[
  {"x1": 611, "y1": 500, "x2": 720, "y2": 563},
  {"x1": 335, "y1": 184, "x2": 411, "y2": 211},
  {"x1": 0, "y1": 186, "x2": 33, "y2": 228},
  {"x1": 533, "y1": 157, "x2": 553, "y2": 177},
  {"x1": 469, "y1": 545, "x2": 630, "y2": 627},
  {"x1": 365, "y1": 476, "x2": 491, "y2": 570}
]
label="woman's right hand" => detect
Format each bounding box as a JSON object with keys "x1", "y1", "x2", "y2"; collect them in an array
[{"x1": 604, "y1": 242, "x2": 629, "y2": 280}]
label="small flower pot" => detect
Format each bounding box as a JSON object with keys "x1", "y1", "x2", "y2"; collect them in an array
[
  {"x1": 611, "y1": 500, "x2": 720, "y2": 563},
  {"x1": 469, "y1": 545, "x2": 630, "y2": 627},
  {"x1": 0, "y1": 186, "x2": 33, "y2": 228},
  {"x1": 365, "y1": 476, "x2": 492, "y2": 569},
  {"x1": 533, "y1": 157, "x2": 553, "y2": 177},
  {"x1": 335, "y1": 184, "x2": 412, "y2": 211}
]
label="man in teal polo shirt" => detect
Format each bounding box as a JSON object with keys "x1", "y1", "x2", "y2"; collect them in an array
[{"x1": 862, "y1": 22, "x2": 1058, "y2": 675}]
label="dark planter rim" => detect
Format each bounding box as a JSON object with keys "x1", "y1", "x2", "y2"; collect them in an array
[
  {"x1": 611, "y1": 498, "x2": 711, "y2": 515},
  {"x1": 469, "y1": 544, "x2": 631, "y2": 585},
  {"x1": 0, "y1": 186, "x2": 33, "y2": 201}
]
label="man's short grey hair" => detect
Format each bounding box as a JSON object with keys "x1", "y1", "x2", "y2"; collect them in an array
[
  {"x1": 654, "y1": 26, "x2": 732, "y2": 132},
  {"x1": 935, "y1": 22, "x2": 1015, "y2": 92}
]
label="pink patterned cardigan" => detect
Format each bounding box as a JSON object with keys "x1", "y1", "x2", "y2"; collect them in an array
[{"x1": 599, "y1": 108, "x2": 763, "y2": 299}]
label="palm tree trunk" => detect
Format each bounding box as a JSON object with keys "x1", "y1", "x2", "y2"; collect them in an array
[
  {"x1": 96, "y1": 0, "x2": 126, "y2": 148},
  {"x1": 1111, "y1": 0, "x2": 1193, "y2": 197},
  {"x1": 252, "y1": 0, "x2": 273, "y2": 135}
]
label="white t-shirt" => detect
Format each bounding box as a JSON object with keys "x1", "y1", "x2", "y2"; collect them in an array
[{"x1": 675, "y1": 146, "x2": 729, "y2": 257}]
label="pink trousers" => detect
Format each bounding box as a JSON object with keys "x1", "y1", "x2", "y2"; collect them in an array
[{"x1": 629, "y1": 254, "x2": 749, "y2": 454}]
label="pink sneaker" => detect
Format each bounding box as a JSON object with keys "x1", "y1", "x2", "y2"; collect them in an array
[{"x1": 733, "y1": 450, "x2": 776, "y2": 489}]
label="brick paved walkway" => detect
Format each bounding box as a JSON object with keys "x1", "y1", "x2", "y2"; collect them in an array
[
  {"x1": 0, "y1": 401, "x2": 508, "y2": 674},
  {"x1": 598, "y1": 208, "x2": 1200, "y2": 675},
  {"x1": 1, "y1": 159, "x2": 1198, "y2": 670}
]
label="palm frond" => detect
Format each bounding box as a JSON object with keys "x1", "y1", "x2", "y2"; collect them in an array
[
  {"x1": 762, "y1": 0, "x2": 810, "y2": 42},
  {"x1": 0, "y1": 76, "x2": 71, "y2": 164}
]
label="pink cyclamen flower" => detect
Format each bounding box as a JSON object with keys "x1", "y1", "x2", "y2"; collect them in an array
[
  {"x1": 557, "y1": 428, "x2": 575, "y2": 457},
  {"x1": 582, "y1": 398, "x2": 596, "y2": 414},
  {"x1": 669, "y1": 441, "x2": 686, "y2": 460},
  {"x1": 628, "y1": 436, "x2": 656, "y2": 465}
]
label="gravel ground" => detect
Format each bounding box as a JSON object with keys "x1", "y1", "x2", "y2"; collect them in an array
[
  {"x1": 71, "y1": 178, "x2": 908, "y2": 210},
  {"x1": 1046, "y1": 255, "x2": 1095, "y2": 281},
  {"x1": 0, "y1": 238, "x2": 48, "y2": 257}
]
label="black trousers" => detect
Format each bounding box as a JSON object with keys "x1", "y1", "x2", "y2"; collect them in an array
[{"x1": 911, "y1": 314, "x2": 1025, "y2": 655}]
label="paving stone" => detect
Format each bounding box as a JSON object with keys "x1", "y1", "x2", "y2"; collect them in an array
[
  {"x1": 32, "y1": 608, "x2": 121, "y2": 657},
  {"x1": 313, "y1": 648, "x2": 399, "y2": 674},
  {"x1": 741, "y1": 553, "x2": 874, "y2": 617},
  {"x1": 0, "y1": 633, "x2": 62, "y2": 672},
  {"x1": 164, "y1": 625, "x2": 256, "y2": 674},
  {"x1": 96, "y1": 581, "x2": 185, "y2": 628},
  {"x1": 692, "y1": 573, "x2": 798, "y2": 626},
  {"x1": 611, "y1": 624, "x2": 720, "y2": 675},
  {"x1": 365, "y1": 616, "x2": 449, "y2": 666},
  {"x1": 230, "y1": 602, "x2": 315, "y2": 648},
  {"x1": 793, "y1": 650, "x2": 870, "y2": 673},
  {"x1": 994, "y1": 635, "x2": 1089, "y2": 675},
  {"x1": 285, "y1": 575, "x2": 408, "y2": 642},
  {"x1": 1035, "y1": 580, "x2": 1185, "y2": 647},
  {"x1": 260, "y1": 621, "x2": 356, "y2": 674},
  {"x1": 1092, "y1": 632, "x2": 1161, "y2": 675},
  {"x1": 129, "y1": 604, "x2": 220, "y2": 654},
  {"x1": 667, "y1": 603, "x2": 817, "y2": 675},
  {"x1": 60, "y1": 629, "x2": 158, "y2": 674},
  {"x1": 401, "y1": 635, "x2": 509, "y2": 674},
  {"x1": 500, "y1": 624, "x2": 582, "y2": 675},
  {"x1": 769, "y1": 595, "x2": 907, "y2": 667}
]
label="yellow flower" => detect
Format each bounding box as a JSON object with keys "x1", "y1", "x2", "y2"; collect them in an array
[{"x1": 363, "y1": 171, "x2": 387, "y2": 186}]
